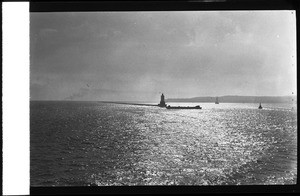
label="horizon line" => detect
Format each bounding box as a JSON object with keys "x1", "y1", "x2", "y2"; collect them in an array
[
  {"x1": 171, "y1": 94, "x2": 297, "y2": 99},
  {"x1": 30, "y1": 94, "x2": 297, "y2": 102}
]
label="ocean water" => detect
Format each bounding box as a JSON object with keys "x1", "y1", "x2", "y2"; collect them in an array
[{"x1": 30, "y1": 101, "x2": 297, "y2": 186}]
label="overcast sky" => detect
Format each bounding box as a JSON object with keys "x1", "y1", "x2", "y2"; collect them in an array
[{"x1": 30, "y1": 11, "x2": 296, "y2": 102}]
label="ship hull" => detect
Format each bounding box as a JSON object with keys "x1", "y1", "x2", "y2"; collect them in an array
[{"x1": 166, "y1": 106, "x2": 202, "y2": 109}]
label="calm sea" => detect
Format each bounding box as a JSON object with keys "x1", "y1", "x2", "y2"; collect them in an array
[{"x1": 30, "y1": 101, "x2": 297, "y2": 186}]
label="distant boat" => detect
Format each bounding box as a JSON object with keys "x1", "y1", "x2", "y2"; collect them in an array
[
  {"x1": 166, "y1": 105, "x2": 202, "y2": 109},
  {"x1": 258, "y1": 103, "x2": 263, "y2": 109},
  {"x1": 215, "y1": 97, "x2": 219, "y2": 104}
]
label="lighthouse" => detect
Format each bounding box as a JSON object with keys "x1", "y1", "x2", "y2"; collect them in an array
[{"x1": 158, "y1": 93, "x2": 167, "y2": 107}]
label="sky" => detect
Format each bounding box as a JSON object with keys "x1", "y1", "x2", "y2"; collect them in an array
[{"x1": 30, "y1": 11, "x2": 296, "y2": 102}]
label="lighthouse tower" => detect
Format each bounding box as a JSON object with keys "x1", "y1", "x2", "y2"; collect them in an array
[{"x1": 158, "y1": 93, "x2": 167, "y2": 107}]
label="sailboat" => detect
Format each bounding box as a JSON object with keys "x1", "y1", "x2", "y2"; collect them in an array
[
  {"x1": 258, "y1": 103, "x2": 263, "y2": 109},
  {"x1": 215, "y1": 97, "x2": 219, "y2": 104}
]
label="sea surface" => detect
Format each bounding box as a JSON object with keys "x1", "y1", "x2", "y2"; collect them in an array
[{"x1": 30, "y1": 101, "x2": 297, "y2": 186}]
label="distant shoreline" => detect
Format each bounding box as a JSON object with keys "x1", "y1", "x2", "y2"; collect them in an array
[{"x1": 166, "y1": 95, "x2": 297, "y2": 103}]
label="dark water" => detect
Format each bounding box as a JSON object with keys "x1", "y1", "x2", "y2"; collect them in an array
[{"x1": 30, "y1": 101, "x2": 297, "y2": 186}]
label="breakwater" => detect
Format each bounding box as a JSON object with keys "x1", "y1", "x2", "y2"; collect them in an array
[{"x1": 99, "y1": 101, "x2": 157, "y2": 107}]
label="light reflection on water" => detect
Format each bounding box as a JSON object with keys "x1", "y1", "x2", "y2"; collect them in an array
[{"x1": 30, "y1": 101, "x2": 297, "y2": 186}]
